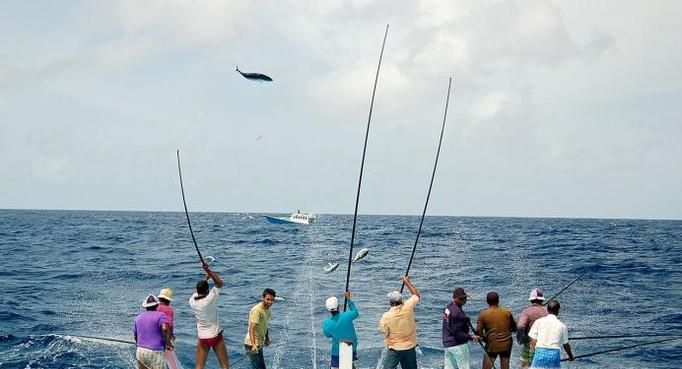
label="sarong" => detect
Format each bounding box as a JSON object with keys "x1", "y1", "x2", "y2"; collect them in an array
[
  {"x1": 136, "y1": 347, "x2": 166, "y2": 369},
  {"x1": 530, "y1": 347, "x2": 561, "y2": 369}
]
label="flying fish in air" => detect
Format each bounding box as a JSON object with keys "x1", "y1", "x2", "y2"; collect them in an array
[
  {"x1": 324, "y1": 262, "x2": 340, "y2": 273},
  {"x1": 352, "y1": 248, "x2": 369, "y2": 263},
  {"x1": 236, "y1": 66, "x2": 273, "y2": 82}
]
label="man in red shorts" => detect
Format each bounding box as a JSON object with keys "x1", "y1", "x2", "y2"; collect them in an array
[{"x1": 189, "y1": 263, "x2": 229, "y2": 369}]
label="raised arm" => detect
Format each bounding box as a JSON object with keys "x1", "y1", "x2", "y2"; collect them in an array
[
  {"x1": 202, "y1": 263, "x2": 223, "y2": 288},
  {"x1": 402, "y1": 276, "x2": 420, "y2": 298}
]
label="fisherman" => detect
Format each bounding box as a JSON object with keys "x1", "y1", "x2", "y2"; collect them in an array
[
  {"x1": 244, "y1": 288, "x2": 277, "y2": 369},
  {"x1": 528, "y1": 299, "x2": 575, "y2": 368},
  {"x1": 157, "y1": 287, "x2": 180, "y2": 369},
  {"x1": 378, "y1": 276, "x2": 421, "y2": 369},
  {"x1": 442, "y1": 287, "x2": 480, "y2": 369},
  {"x1": 189, "y1": 263, "x2": 229, "y2": 369},
  {"x1": 517, "y1": 288, "x2": 548, "y2": 369},
  {"x1": 322, "y1": 290, "x2": 359, "y2": 369},
  {"x1": 133, "y1": 294, "x2": 173, "y2": 369},
  {"x1": 476, "y1": 291, "x2": 517, "y2": 369},
  {"x1": 157, "y1": 288, "x2": 175, "y2": 337}
]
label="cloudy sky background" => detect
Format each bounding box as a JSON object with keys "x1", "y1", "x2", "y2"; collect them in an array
[{"x1": 1, "y1": 0, "x2": 680, "y2": 219}]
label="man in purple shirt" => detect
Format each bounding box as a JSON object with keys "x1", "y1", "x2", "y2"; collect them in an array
[
  {"x1": 443, "y1": 287, "x2": 480, "y2": 369},
  {"x1": 133, "y1": 294, "x2": 173, "y2": 369}
]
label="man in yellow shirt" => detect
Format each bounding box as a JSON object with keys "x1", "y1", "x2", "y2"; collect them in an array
[
  {"x1": 378, "y1": 276, "x2": 420, "y2": 369},
  {"x1": 244, "y1": 288, "x2": 276, "y2": 369}
]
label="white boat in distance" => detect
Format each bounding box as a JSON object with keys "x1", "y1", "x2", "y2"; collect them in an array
[{"x1": 263, "y1": 210, "x2": 316, "y2": 225}]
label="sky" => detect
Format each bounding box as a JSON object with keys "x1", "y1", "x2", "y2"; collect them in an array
[{"x1": 1, "y1": 0, "x2": 680, "y2": 219}]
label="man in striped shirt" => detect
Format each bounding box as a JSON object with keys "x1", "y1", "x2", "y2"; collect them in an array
[{"x1": 517, "y1": 288, "x2": 548, "y2": 368}]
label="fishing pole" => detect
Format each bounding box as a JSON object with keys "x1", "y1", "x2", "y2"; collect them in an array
[
  {"x1": 176, "y1": 149, "x2": 206, "y2": 265},
  {"x1": 343, "y1": 24, "x2": 389, "y2": 311},
  {"x1": 561, "y1": 337, "x2": 681, "y2": 361},
  {"x1": 570, "y1": 333, "x2": 682, "y2": 341},
  {"x1": 544, "y1": 271, "x2": 586, "y2": 305},
  {"x1": 467, "y1": 320, "x2": 498, "y2": 369},
  {"x1": 65, "y1": 334, "x2": 135, "y2": 345},
  {"x1": 400, "y1": 77, "x2": 452, "y2": 293}
]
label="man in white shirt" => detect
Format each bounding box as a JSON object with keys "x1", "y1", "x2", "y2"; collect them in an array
[
  {"x1": 189, "y1": 263, "x2": 229, "y2": 369},
  {"x1": 528, "y1": 299, "x2": 574, "y2": 368}
]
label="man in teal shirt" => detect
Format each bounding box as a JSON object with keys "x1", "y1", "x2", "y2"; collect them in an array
[{"x1": 322, "y1": 290, "x2": 359, "y2": 369}]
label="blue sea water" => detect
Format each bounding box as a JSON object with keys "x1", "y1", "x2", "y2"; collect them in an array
[{"x1": 0, "y1": 210, "x2": 680, "y2": 369}]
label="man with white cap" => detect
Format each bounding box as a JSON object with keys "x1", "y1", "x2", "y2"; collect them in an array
[
  {"x1": 378, "y1": 276, "x2": 420, "y2": 369},
  {"x1": 322, "y1": 290, "x2": 359, "y2": 369},
  {"x1": 133, "y1": 294, "x2": 173, "y2": 369},
  {"x1": 517, "y1": 288, "x2": 548, "y2": 368}
]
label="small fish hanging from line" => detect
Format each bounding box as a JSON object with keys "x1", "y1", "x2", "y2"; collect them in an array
[
  {"x1": 352, "y1": 248, "x2": 369, "y2": 263},
  {"x1": 324, "y1": 262, "x2": 340, "y2": 273},
  {"x1": 236, "y1": 65, "x2": 273, "y2": 82}
]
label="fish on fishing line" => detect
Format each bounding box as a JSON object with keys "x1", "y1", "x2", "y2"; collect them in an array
[{"x1": 236, "y1": 66, "x2": 273, "y2": 82}]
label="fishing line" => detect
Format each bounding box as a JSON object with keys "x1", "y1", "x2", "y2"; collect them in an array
[
  {"x1": 570, "y1": 333, "x2": 682, "y2": 341},
  {"x1": 343, "y1": 24, "x2": 389, "y2": 311},
  {"x1": 561, "y1": 337, "x2": 681, "y2": 361},
  {"x1": 544, "y1": 271, "x2": 587, "y2": 305},
  {"x1": 400, "y1": 77, "x2": 452, "y2": 293},
  {"x1": 176, "y1": 149, "x2": 206, "y2": 265}
]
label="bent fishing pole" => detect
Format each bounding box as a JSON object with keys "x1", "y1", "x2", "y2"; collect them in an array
[
  {"x1": 561, "y1": 336, "x2": 681, "y2": 361},
  {"x1": 544, "y1": 271, "x2": 587, "y2": 305},
  {"x1": 343, "y1": 24, "x2": 389, "y2": 311},
  {"x1": 400, "y1": 77, "x2": 452, "y2": 293},
  {"x1": 176, "y1": 149, "x2": 206, "y2": 265}
]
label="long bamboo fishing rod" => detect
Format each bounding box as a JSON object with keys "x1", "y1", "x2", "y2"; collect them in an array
[
  {"x1": 570, "y1": 333, "x2": 682, "y2": 341},
  {"x1": 544, "y1": 271, "x2": 586, "y2": 305},
  {"x1": 561, "y1": 337, "x2": 681, "y2": 361},
  {"x1": 467, "y1": 320, "x2": 498, "y2": 369},
  {"x1": 400, "y1": 77, "x2": 452, "y2": 293},
  {"x1": 343, "y1": 24, "x2": 389, "y2": 311},
  {"x1": 66, "y1": 334, "x2": 135, "y2": 345},
  {"x1": 176, "y1": 149, "x2": 206, "y2": 265}
]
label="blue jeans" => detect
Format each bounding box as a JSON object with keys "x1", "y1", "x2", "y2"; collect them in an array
[
  {"x1": 382, "y1": 347, "x2": 417, "y2": 369},
  {"x1": 244, "y1": 344, "x2": 266, "y2": 369}
]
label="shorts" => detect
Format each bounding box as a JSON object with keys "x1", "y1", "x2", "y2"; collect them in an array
[
  {"x1": 488, "y1": 350, "x2": 511, "y2": 359},
  {"x1": 444, "y1": 343, "x2": 470, "y2": 369},
  {"x1": 330, "y1": 351, "x2": 357, "y2": 368},
  {"x1": 519, "y1": 342, "x2": 535, "y2": 364},
  {"x1": 198, "y1": 331, "x2": 224, "y2": 348},
  {"x1": 136, "y1": 347, "x2": 166, "y2": 369}
]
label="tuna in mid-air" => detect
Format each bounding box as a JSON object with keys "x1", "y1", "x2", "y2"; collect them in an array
[
  {"x1": 324, "y1": 262, "x2": 340, "y2": 273},
  {"x1": 352, "y1": 248, "x2": 369, "y2": 263},
  {"x1": 236, "y1": 66, "x2": 273, "y2": 82}
]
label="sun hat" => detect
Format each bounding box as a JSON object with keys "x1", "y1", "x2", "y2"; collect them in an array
[
  {"x1": 388, "y1": 291, "x2": 403, "y2": 304},
  {"x1": 453, "y1": 287, "x2": 468, "y2": 299},
  {"x1": 158, "y1": 288, "x2": 174, "y2": 302},
  {"x1": 325, "y1": 296, "x2": 339, "y2": 311},
  {"x1": 528, "y1": 288, "x2": 545, "y2": 301},
  {"x1": 142, "y1": 294, "x2": 159, "y2": 308}
]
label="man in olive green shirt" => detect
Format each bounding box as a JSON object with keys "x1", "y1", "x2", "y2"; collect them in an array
[{"x1": 244, "y1": 288, "x2": 276, "y2": 369}]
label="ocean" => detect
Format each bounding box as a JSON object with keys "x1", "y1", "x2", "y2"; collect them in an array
[{"x1": 0, "y1": 210, "x2": 680, "y2": 369}]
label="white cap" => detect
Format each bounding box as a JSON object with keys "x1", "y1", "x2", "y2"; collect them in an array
[
  {"x1": 528, "y1": 288, "x2": 545, "y2": 301},
  {"x1": 388, "y1": 291, "x2": 403, "y2": 304},
  {"x1": 142, "y1": 294, "x2": 159, "y2": 308},
  {"x1": 325, "y1": 296, "x2": 339, "y2": 311}
]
